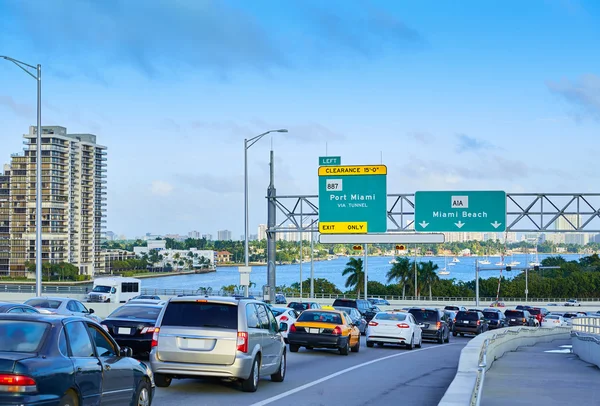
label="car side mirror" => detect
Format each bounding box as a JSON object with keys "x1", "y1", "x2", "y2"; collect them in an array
[
  {"x1": 120, "y1": 346, "x2": 133, "y2": 358},
  {"x1": 279, "y1": 322, "x2": 288, "y2": 332},
  {"x1": 88, "y1": 308, "x2": 95, "y2": 314}
]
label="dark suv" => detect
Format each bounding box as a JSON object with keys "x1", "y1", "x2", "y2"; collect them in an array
[
  {"x1": 504, "y1": 309, "x2": 537, "y2": 327},
  {"x1": 332, "y1": 298, "x2": 378, "y2": 322},
  {"x1": 453, "y1": 310, "x2": 488, "y2": 336},
  {"x1": 482, "y1": 309, "x2": 507, "y2": 330},
  {"x1": 287, "y1": 302, "x2": 321, "y2": 313},
  {"x1": 408, "y1": 308, "x2": 450, "y2": 344}
]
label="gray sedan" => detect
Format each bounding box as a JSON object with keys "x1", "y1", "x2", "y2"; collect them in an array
[
  {"x1": 0, "y1": 301, "x2": 40, "y2": 314},
  {"x1": 24, "y1": 296, "x2": 102, "y2": 322}
]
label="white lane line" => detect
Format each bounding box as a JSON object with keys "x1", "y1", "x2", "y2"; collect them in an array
[{"x1": 249, "y1": 344, "x2": 459, "y2": 406}]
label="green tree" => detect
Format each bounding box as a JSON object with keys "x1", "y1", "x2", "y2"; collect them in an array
[
  {"x1": 342, "y1": 257, "x2": 364, "y2": 297},
  {"x1": 386, "y1": 257, "x2": 413, "y2": 299},
  {"x1": 418, "y1": 260, "x2": 440, "y2": 300}
]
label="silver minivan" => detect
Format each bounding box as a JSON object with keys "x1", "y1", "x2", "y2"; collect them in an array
[{"x1": 149, "y1": 296, "x2": 286, "y2": 392}]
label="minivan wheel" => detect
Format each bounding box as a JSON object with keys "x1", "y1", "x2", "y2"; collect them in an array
[
  {"x1": 271, "y1": 351, "x2": 286, "y2": 382},
  {"x1": 154, "y1": 373, "x2": 172, "y2": 388},
  {"x1": 241, "y1": 357, "x2": 260, "y2": 392},
  {"x1": 452, "y1": 331, "x2": 457, "y2": 337},
  {"x1": 444, "y1": 331, "x2": 450, "y2": 343}
]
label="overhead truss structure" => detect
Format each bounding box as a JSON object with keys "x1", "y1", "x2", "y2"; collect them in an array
[{"x1": 269, "y1": 193, "x2": 600, "y2": 233}]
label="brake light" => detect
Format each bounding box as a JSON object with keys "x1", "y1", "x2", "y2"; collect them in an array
[
  {"x1": 151, "y1": 327, "x2": 160, "y2": 348},
  {"x1": 453, "y1": 318, "x2": 456, "y2": 323},
  {"x1": 476, "y1": 320, "x2": 481, "y2": 326},
  {"x1": 436, "y1": 321, "x2": 441, "y2": 330},
  {"x1": 397, "y1": 323, "x2": 410, "y2": 328},
  {"x1": 280, "y1": 316, "x2": 288, "y2": 322},
  {"x1": 237, "y1": 332, "x2": 249, "y2": 353},
  {"x1": 368, "y1": 321, "x2": 378, "y2": 327},
  {"x1": 141, "y1": 327, "x2": 158, "y2": 334},
  {"x1": 332, "y1": 326, "x2": 342, "y2": 335},
  {"x1": 522, "y1": 318, "x2": 527, "y2": 323},
  {"x1": 0, "y1": 374, "x2": 37, "y2": 393},
  {"x1": 289, "y1": 324, "x2": 297, "y2": 333}
]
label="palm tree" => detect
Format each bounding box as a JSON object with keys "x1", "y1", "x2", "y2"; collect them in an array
[
  {"x1": 386, "y1": 257, "x2": 413, "y2": 299},
  {"x1": 342, "y1": 257, "x2": 364, "y2": 298},
  {"x1": 418, "y1": 261, "x2": 440, "y2": 300}
]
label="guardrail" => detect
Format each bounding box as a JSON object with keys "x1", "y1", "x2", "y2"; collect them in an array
[
  {"x1": 0, "y1": 284, "x2": 88, "y2": 294},
  {"x1": 571, "y1": 316, "x2": 600, "y2": 369},
  {"x1": 438, "y1": 326, "x2": 571, "y2": 406}
]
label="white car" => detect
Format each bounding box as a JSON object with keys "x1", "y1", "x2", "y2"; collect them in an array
[
  {"x1": 541, "y1": 314, "x2": 566, "y2": 328},
  {"x1": 366, "y1": 311, "x2": 422, "y2": 349},
  {"x1": 565, "y1": 299, "x2": 581, "y2": 307},
  {"x1": 271, "y1": 306, "x2": 298, "y2": 342}
]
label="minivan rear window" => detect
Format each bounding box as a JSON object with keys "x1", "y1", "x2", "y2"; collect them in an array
[
  {"x1": 161, "y1": 302, "x2": 238, "y2": 330},
  {"x1": 505, "y1": 310, "x2": 524, "y2": 318},
  {"x1": 483, "y1": 312, "x2": 499, "y2": 319},
  {"x1": 457, "y1": 311, "x2": 479, "y2": 320},
  {"x1": 409, "y1": 309, "x2": 438, "y2": 322}
]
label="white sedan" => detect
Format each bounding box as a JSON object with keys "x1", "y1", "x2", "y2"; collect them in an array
[
  {"x1": 366, "y1": 311, "x2": 422, "y2": 349},
  {"x1": 271, "y1": 306, "x2": 298, "y2": 342},
  {"x1": 541, "y1": 314, "x2": 566, "y2": 328}
]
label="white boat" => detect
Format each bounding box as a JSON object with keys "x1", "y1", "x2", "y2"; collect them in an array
[
  {"x1": 438, "y1": 270, "x2": 450, "y2": 275},
  {"x1": 529, "y1": 262, "x2": 541, "y2": 267},
  {"x1": 452, "y1": 257, "x2": 460, "y2": 263},
  {"x1": 479, "y1": 260, "x2": 491, "y2": 265},
  {"x1": 495, "y1": 261, "x2": 505, "y2": 266},
  {"x1": 389, "y1": 259, "x2": 398, "y2": 264},
  {"x1": 508, "y1": 261, "x2": 519, "y2": 266},
  {"x1": 448, "y1": 263, "x2": 456, "y2": 266}
]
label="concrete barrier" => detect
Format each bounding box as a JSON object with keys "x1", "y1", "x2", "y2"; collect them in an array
[
  {"x1": 438, "y1": 326, "x2": 571, "y2": 406},
  {"x1": 571, "y1": 317, "x2": 600, "y2": 369}
]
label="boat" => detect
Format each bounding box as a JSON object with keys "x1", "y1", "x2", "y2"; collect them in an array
[
  {"x1": 479, "y1": 259, "x2": 491, "y2": 265},
  {"x1": 389, "y1": 259, "x2": 398, "y2": 264},
  {"x1": 495, "y1": 261, "x2": 505, "y2": 266},
  {"x1": 438, "y1": 270, "x2": 450, "y2": 275},
  {"x1": 452, "y1": 257, "x2": 460, "y2": 263},
  {"x1": 448, "y1": 263, "x2": 456, "y2": 266}
]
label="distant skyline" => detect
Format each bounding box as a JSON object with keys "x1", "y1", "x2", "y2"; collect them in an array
[{"x1": 1, "y1": 0, "x2": 600, "y2": 237}]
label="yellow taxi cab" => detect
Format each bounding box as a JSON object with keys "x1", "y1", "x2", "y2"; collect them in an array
[{"x1": 286, "y1": 308, "x2": 360, "y2": 355}]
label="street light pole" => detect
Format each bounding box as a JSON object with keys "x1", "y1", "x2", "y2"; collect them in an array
[
  {"x1": 243, "y1": 129, "x2": 287, "y2": 296},
  {"x1": 0, "y1": 56, "x2": 42, "y2": 297}
]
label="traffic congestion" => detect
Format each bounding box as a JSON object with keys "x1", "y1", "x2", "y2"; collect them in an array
[{"x1": 0, "y1": 293, "x2": 597, "y2": 405}]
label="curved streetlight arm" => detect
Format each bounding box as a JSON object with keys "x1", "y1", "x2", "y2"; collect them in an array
[
  {"x1": 246, "y1": 129, "x2": 288, "y2": 149},
  {"x1": 0, "y1": 56, "x2": 38, "y2": 80}
]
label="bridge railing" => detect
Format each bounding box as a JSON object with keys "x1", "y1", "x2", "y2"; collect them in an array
[
  {"x1": 570, "y1": 317, "x2": 600, "y2": 370},
  {"x1": 572, "y1": 316, "x2": 600, "y2": 335}
]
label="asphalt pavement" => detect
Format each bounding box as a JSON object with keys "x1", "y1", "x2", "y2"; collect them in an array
[
  {"x1": 482, "y1": 338, "x2": 600, "y2": 405},
  {"x1": 152, "y1": 335, "x2": 471, "y2": 406}
]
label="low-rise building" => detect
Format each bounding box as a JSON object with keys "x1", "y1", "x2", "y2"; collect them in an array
[{"x1": 216, "y1": 250, "x2": 232, "y2": 264}]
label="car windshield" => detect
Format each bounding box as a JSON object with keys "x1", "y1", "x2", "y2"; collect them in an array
[
  {"x1": 289, "y1": 302, "x2": 309, "y2": 311},
  {"x1": 270, "y1": 308, "x2": 287, "y2": 317},
  {"x1": 0, "y1": 320, "x2": 49, "y2": 352},
  {"x1": 457, "y1": 311, "x2": 479, "y2": 320},
  {"x1": 409, "y1": 310, "x2": 438, "y2": 322},
  {"x1": 161, "y1": 302, "x2": 238, "y2": 329},
  {"x1": 505, "y1": 311, "x2": 524, "y2": 317},
  {"x1": 108, "y1": 306, "x2": 162, "y2": 320},
  {"x1": 297, "y1": 311, "x2": 342, "y2": 324},
  {"x1": 483, "y1": 312, "x2": 499, "y2": 319},
  {"x1": 25, "y1": 299, "x2": 62, "y2": 309},
  {"x1": 375, "y1": 313, "x2": 407, "y2": 321},
  {"x1": 92, "y1": 286, "x2": 112, "y2": 293}
]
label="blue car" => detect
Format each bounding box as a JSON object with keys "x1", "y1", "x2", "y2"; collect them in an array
[{"x1": 0, "y1": 314, "x2": 154, "y2": 405}]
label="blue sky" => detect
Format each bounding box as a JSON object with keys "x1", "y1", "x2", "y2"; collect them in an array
[{"x1": 1, "y1": 0, "x2": 599, "y2": 238}]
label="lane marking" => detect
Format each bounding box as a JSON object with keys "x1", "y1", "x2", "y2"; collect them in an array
[{"x1": 249, "y1": 344, "x2": 460, "y2": 406}]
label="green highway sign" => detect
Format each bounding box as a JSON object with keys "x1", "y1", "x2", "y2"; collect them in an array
[
  {"x1": 319, "y1": 156, "x2": 341, "y2": 166},
  {"x1": 318, "y1": 165, "x2": 387, "y2": 234},
  {"x1": 415, "y1": 191, "x2": 506, "y2": 232}
]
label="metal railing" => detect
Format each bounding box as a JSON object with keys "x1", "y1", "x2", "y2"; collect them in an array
[
  {"x1": 473, "y1": 339, "x2": 489, "y2": 406},
  {"x1": 572, "y1": 317, "x2": 600, "y2": 335}
]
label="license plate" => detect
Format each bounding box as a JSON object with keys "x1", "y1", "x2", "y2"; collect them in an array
[
  {"x1": 511, "y1": 319, "x2": 516, "y2": 322},
  {"x1": 117, "y1": 327, "x2": 131, "y2": 335},
  {"x1": 184, "y1": 338, "x2": 214, "y2": 350},
  {"x1": 463, "y1": 320, "x2": 469, "y2": 324},
  {"x1": 308, "y1": 328, "x2": 320, "y2": 334}
]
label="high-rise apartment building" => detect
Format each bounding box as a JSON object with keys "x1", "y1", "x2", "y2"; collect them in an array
[
  {"x1": 0, "y1": 126, "x2": 107, "y2": 277},
  {"x1": 258, "y1": 224, "x2": 267, "y2": 241},
  {"x1": 217, "y1": 230, "x2": 232, "y2": 241}
]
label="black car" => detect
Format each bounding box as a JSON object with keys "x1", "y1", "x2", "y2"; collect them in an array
[
  {"x1": 332, "y1": 298, "x2": 378, "y2": 322},
  {"x1": 288, "y1": 301, "x2": 321, "y2": 313},
  {"x1": 0, "y1": 301, "x2": 40, "y2": 314},
  {"x1": 504, "y1": 309, "x2": 536, "y2": 326},
  {"x1": 0, "y1": 314, "x2": 154, "y2": 405},
  {"x1": 408, "y1": 308, "x2": 450, "y2": 343},
  {"x1": 453, "y1": 310, "x2": 489, "y2": 336},
  {"x1": 101, "y1": 303, "x2": 164, "y2": 357},
  {"x1": 444, "y1": 305, "x2": 466, "y2": 312},
  {"x1": 368, "y1": 298, "x2": 390, "y2": 306},
  {"x1": 482, "y1": 309, "x2": 507, "y2": 330}
]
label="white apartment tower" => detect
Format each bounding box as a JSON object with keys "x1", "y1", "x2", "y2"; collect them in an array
[{"x1": 0, "y1": 126, "x2": 107, "y2": 277}]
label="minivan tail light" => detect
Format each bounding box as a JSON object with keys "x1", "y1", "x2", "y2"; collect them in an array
[
  {"x1": 332, "y1": 326, "x2": 342, "y2": 335},
  {"x1": 151, "y1": 327, "x2": 160, "y2": 348},
  {"x1": 141, "y1": 327, "x2": 158, "y2": 334},
  {"x1": 436, "y1": 321, "x2": 441, "y2": 330},
  {"x1": 476, "y1": 320, "x2": 481, "y2": 326},
  {"x1": 397, "y1": 323, "x2": 410, "y2": 328},
  {"x1": 522, "y1": 318, "x2": 527, "y2": 323},
  {"x1": 0, "y1": 374, "x2": 37, "y2": 393},
  {"x1": 237, "y1": 332, "x2": 249, "y2": 353}
]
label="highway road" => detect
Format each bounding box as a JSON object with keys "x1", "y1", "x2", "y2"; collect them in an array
[{"x1": 152, "y1": 336, "x2": 470, "y2": 406}]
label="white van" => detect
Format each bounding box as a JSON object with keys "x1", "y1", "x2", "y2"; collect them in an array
[{"x1": 87, "y1": 277, "x2": 141, "y2": 303}]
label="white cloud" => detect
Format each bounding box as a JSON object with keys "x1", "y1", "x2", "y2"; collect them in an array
[{"x1": 150, "y1": 180, "x2": 174, "y2": 197}]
